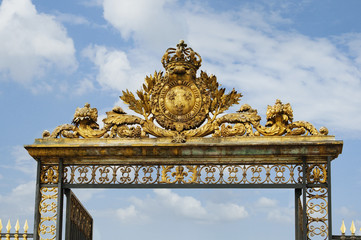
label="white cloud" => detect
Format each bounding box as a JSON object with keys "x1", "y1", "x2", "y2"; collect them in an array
[
  {"x1": 99, "y1": 1, "x2": 361, "y2": 137},
  {"x1": 256, "y1": 196, "x2": 278, "y2": 208},
  {"x1": 207, "y1": 202, "x2": 249, "y2": 222},
  {"x1": 54, "y1": 11, "x2": 90, "y2": 25},
  {"x1": 254, "y1": 196, "x2": 293, "y2": 223},
  {"x1": 114, "y1": 189, "x2": 248, "y2": 224},
  {"x1": 116, "y1": 205, "x2": 149, "y2": 224},
  {"x1": 0, "y1": 181, "x2": 35, "y2": 218},
  {"x1": 103, "y1": 0, "x2": 186, "y2": 52},
  {"x1": 83, "y1": 45, "x2": 132, "y2": 91},
  {"x1": 83, "y1": 45, "x2": 158, "y2": 93},
  {"x1": 80, "y1": 0, "x2": 103, "y2": 7},
  {"x1": 74, "y1": 78, "x2": 95, "y2": 95},
  {"x1": 154, "y1": 189, "x2": 207, "y2": 220},
  {"x1": 337, "y1": 206, "x2": 357, "y2": 218},
  {"x1": 11, "y1": 145, "x2": 36, "y2": 177},
  {"x1": 185, "y1": 10, "x2": 361, "y2": 133},
  {"x1": 266, "y1": 207, "x2": 293, "y2": 223},
  {"x1": 72, "y1": 189, "x2": 105, "y2": 203},
  {"x1": 0, "y1": 0, "x2": 77, "y2": 85}
]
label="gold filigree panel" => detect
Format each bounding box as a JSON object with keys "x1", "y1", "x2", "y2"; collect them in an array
[
  {"x1": 307, "y1": 187, "x2": 328, "y2": 240},
  {"x1": 62, "y1": 164, "x2": 303, "y2": 185},
  {"x1": 38, "y1": 187, "x2": 57, "y2": 240}
]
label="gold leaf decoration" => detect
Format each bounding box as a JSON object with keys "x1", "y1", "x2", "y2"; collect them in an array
[{"x1": 44, "y1": 41, "x2": 328, "y2": 141}]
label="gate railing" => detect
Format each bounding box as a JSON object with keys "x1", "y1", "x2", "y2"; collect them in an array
[
  {"x1": 333, "y1": 221, "x2": 361, "y2": 240},
  {"x1": 0, "y1": 219, "x2": 33, "y2": 239},
  {"x1": 65, "y1": 190, "x2": 93, "y2": 240}
]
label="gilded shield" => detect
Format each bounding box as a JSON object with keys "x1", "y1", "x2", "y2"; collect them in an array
[{"x1": 151, "y1": 77, "x2": 210, "y2": 131}]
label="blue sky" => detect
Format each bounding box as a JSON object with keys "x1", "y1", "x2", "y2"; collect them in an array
[{"x1": 1, "y1": 0, "x2": 361, "y2": 239}]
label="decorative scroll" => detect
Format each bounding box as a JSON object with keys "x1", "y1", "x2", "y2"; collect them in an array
[
  {"x1": 160, "y1": 165, "x2": 198, "y2": 183},
  {"x1": 38, "y1": 187, "x2": 57, "y2": 240},
  {"x1": 68, "y1": 191, "x2": 93, "y2": 240},
  {"x1": 306, "y1": 187, "x2": 328, "y2": 240},
  {"x1": 40, "y1": 166, "x2": 59, "y2": 184},
  {"x1": 308, "y1": 164, "x2": 327, "y2": 184},
  {"x1": 43, "y1": 40, "x2": 328, "y2": 142},
  {"x1": 60, "y1": 164, "x2": 303, "y2": 185}
]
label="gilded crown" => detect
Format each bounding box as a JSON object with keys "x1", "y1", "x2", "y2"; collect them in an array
[{"x1": 161, "y1": 40, "x2": 202, "y2": 71}]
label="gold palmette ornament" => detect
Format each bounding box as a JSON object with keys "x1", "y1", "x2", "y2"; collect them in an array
[{"x1": 44, "y1": 40, "x2": 328, "y2": 142}]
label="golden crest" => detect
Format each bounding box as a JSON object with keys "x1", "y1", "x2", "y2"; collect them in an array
[
  {"x1": 150, "y1": 40, "x2": 211, "y2": 131},
  {"x1": 44, "y1": 40, "x2": 329, "y2": 142},
  {"x1": 152, "y1": 79, "x2": 210, "y2": 131}
]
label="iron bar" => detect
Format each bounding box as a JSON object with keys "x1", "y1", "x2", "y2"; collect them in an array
[
  {"x1": 65, "y1": 188, "x2": 71, "y2": 240},
  {"x1": 0, "y1": 233, "x2": 34, "y2": 238},
  {"x1": 295, "y1": 188, "x2": 302, "y2": 240},
  {"x1": 328, "y1": 156, "x2": 332, "y2": 240},
  {"x1": 56, "y1": 158, "x2": 64, "y2": 240},
  {"x1": 62, "y1": 183, "x2": 307, "y2": 189},
  {"x1": 302, "y1": 156, "x2": 307, "y2": 240},
  {"x1": 332, "y1": 236, "x2": 361, "y2": 240},
  {"x1": 33, "y1": 159, "x2": 41, "y2": 240}
]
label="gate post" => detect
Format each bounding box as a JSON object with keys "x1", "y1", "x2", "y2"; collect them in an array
[
  {"x1": 34, "y1": 162, "x2": 61, "y2": 240},
  {"x1": 303, "y1": 158, "x2": 330, "y2": 240},
  {"x1": 56, "y1": 158, "x2": 64, "y2": 240},
  {"x1": 295, "y1": 188, "x2": 302, "y2": 240},
  {"x1": 302, "y1": 157, "x2": 308, "y2": 240},
  {"x1": 327, "y1": 157, "x2": 332, "y2": 239},
  {"x1": 33, "y1": 160, "x2": 41, "y2": 240}
]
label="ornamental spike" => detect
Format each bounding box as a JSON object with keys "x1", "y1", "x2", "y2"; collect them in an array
[
  {"x1": 340, "y1": 220, "x2": 346, "y2": 234},
  {"x1": 350, "y1": 220, "x2": 356, "y2": 235},
  {"x1": 6, "y1": 219, "x2": 11, "y2": 233},
  {"x1": 15, "y1": 219, "x2": 20, "y2": 232},
  {"x1": 23, "y1": 220, "x2": 29, "y2": 233}
]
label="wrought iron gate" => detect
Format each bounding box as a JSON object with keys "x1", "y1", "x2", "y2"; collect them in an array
[
  {"x1": 65, "y1": 190, "x2": 93, "y2": 240},
  {"x1": 25, "y1": 40, "x2": 344, "y2": 240}
]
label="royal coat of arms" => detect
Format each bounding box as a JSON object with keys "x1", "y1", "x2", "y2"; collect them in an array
[{"x1": 44, "y1": 40, "x2": 328, "y2": 142}]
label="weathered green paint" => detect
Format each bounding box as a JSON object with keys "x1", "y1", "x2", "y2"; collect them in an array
[{"x1": 25, "y1": 136, "x2": 343, "y2": 165}]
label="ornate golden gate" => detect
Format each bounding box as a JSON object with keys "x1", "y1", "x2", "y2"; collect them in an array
[
  {"x1": 65, "y1": 190, "x2": 93, "y2": 240},
  {"x1": 25, "y1": 41, "x2": 343, "y2": 240}
]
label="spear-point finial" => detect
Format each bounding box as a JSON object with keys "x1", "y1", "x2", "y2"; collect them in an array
[
  {"x1": 6, "y1": 219, "x2": 11, "y2": 233},
  {"x1": 15, "y1": 219, "x2": 20, "y2": 233},
  {"x1": 24, "y1": 220, "x2": 29, "y2": 233},
  {"x1": 341, "y1": 220, "x2": 346, "y2": 234},
  {"x1": 351, "y1": 220, "x2": 356, "y2": 235}
]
